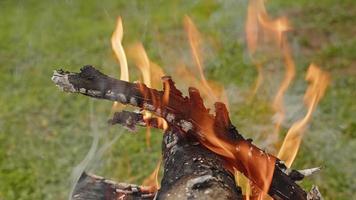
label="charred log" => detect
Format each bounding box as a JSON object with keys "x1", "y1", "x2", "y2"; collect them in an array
[
  {"x1": 53, "y1": 65, "x2": 322, "y2": 200},
  {"x1": 72, "y1": 172, "x2": 155, "y2": 200},
  {"x1": 109, "y1": 111, "x2": 165, "y2": 130},
  {"x1": 157, "y1": 127, "x2": 242, "y2": 200}
]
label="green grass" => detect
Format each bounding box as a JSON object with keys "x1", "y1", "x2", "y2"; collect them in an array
[{"x1": 0, "y1": 0, "x2": 355, "y2": 199}]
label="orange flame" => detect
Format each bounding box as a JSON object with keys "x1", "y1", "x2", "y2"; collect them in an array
[
  {"x1": 246, "y1": 0, "x2": 295, "y2": 140},
  {"x1": 128, "y1": 43, "x2": 152, "y2": 148},
  {"x1": 184, "y1": 16, "x2": 218, "y2": 103},
  {"x1": 189, "y1": 112, "x2": 275, "y2": 198},
  {"x1": 181, "y1": 17, "x2": 277, "y2": 194},
  {"x1": 235, "y1": 169, "x2": 252, "y2": 200},
  {"x1": 128, "y1": 43, "x2": 151, "y2": 87},
  {"x1": 106, "y1": 7, "x2": 327, "y2": 198},
  {"x1": 111, "y1": 17, "x2": 129, "y2": 111},
  {"x1": 162, "y1": 77, "x2": 171, "y2": 107},
  {"x1": 278, "y1": 64, "x2": 330, "y2": 167},
  {"x1": 142, "y1": 158, "x2": 162, "y2": 192},
  {"x1": 183, "y1": 16, "x2": 229, "y2": 108},
  {"x1": 272, "y1": 42, "x2": 296, "y2": 139},
  {"x1": 128, "y1": 43, "x2": 168, "y2": 147},
  {"x1": 246, "y1": 0, "x2": 291, "y2": 54}
]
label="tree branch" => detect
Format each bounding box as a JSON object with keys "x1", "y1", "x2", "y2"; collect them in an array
[{"x1": 72, "y1": 172, "x2": 155, "y2": 200}]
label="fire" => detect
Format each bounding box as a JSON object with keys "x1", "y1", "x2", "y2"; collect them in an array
[
  {"x1": 245, "y1": 0, "x2": 329, "y2": 170},
  {"x1": 128, "y1": 42, "x2": 153, "y2": 148},
  {"x1": 174, "y1": 63, "x2": 228, "y2": 108},
  {"x1": 183, "y1": 105, "x2": 276, "y2": 198},
  {"x1": 278, "y1": 64, "x2": 330, "y2": 167},
  {"x1": 111, "y1": 17, "x2": 129, "y2": 111},
  {"x1": 142, "y1": 158, "x2": 162, "y2": 192},
  {"x1": 106, "y1": 4, "x2": 329, "y2": 198},
  {"x1": 183, "y1": 16, "x2": 229, "y2": 108},
  {"x1": 234, "y1": 170, "x2": 252, "y2": 199},
  {"x1": 246, "y1": 0, "x2": 295, "y2": 141},
  {"x1": 246, "y1": 0, "x2": 291, "y2": 54},
  {"x1": 184, "y1": 16, "x2": 218, "y2": 103},
  {"x1": 110, "y1": 18, "x2": 166, "y2": 191},
  {"x1": 272, "y1": 42, "x2": 295, "y2": 140},
  {"x1": 128, "y1": 43, "x2": 151, "y2": 87},
  {"x1": 128, "y1": 42, "x2": 168, "y2": 147}
]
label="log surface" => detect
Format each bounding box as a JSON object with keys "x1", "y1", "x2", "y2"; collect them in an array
[
  {"x1": 157, "y1": 127, "x2": 242, "y2": 200},
  {"x1": 72, "y1": 172, "x2": 155, "y2": 200}
]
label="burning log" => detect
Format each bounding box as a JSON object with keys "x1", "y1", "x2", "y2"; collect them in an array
[
  {"x1": 53, "y1": 66, "x2": 322, "y2": 200},
  {"x1": 72, "y1": 172, "x2": 155, "y2": 200},
  {"x1": 157, "y1": 126, "x2": 242, "y2": 199},
  {"x1": 109, "y1": 111, "x2": 166, "y2": 131}
]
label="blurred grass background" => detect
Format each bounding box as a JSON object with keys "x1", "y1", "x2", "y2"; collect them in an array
[{"x1": 0, "y1": 0, "x2": 355, "y2": 199}]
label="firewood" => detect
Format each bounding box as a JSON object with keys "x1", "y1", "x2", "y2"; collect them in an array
[
  {"x1": 71, "y1": 126, "x2": 243, "y2": 200},
  {"x1": 52, "y1": 65, "x2": 322, "y2": 200},
  {"x1": 158, "y1": 126, "x2": 242, "y2": 199},
  {"x1": 109, "y1": 110, "x2": 165, "y2": 130},
  {"x1": 72, "y1": 172, "x2": 155, "y2": 200},
  {"x1": 110, "y1": 111, "x2": 243, "y2": 199}
]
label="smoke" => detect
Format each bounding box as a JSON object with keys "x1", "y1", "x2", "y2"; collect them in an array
[{"x1": 67, "y1": 101, "x2": 124, "y2": 200}]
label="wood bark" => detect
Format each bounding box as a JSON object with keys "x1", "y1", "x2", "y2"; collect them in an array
[
  {"x1": 52, "y1": 65, "x2": 322, "y2": 200},
  {"x1": 72, "y1": 172, "x2": 155, "y2": 200},
  {"x1": 73, "y1": 116, "x2": 243, "y2": 200},
  {"x1": 157, "y1": 127, "x2": 242, "y2": 200}
]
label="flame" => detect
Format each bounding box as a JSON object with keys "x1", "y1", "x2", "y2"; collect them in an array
[
  {"x1": 182, "y1": 16, "x2": 229, "y2": 108},
  {"x1": 246, "y1": 0, "x2": 295, "y2": 141},
  {"x1": 112, "y1": 17, "x2": 129, "y2": 81},
  {"x1": 191, "y1": 115, "x2": 275, "y2": 198},
  {"x1": 111, "y1": 17, "x2": 129, "y2": 111},
  {"x1": 128, "y1": 42, "x2": 168, "y2": 146},
  {"x1": 235, "y1": 170, "x2": 252, "y2": 200},
  {"x1": 174, "y1": 63, "x2": 229, "y2": 109},
  {"x1": 142, "y1": 158, "x2": 162, "y2": 192},
  {"x1": 128, "y1": 43, "x2": 151, "y2": 87},
  {"x1": 162, "y1": 78, "x2": 171, "y2": 106},
  {"x1": 106, "y1": 7, "x2": 327, "y2": 198},
  {"x1": 272, "y1": 42, "x2": 296, "y2": 139},
  {"x1": 182, "y1": 16, "x2": 276, "y2": 196},
  {"x1": 246, "y1": 0, "x2": 291, "y2": 54},
  {"x1": 278, "y1": 64, "x2": 330, "y2": 167},
  {"x1": 184, "y1": 16, "x2": 218, "y2": 103}
]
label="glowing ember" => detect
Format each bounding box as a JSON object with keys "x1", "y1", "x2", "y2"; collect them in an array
[{"x1": 278, "y1": 64, "x2": 330, "y2": 167}]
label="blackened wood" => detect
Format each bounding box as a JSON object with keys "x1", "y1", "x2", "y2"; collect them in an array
[
  {"x1": 52, "y1": 66, "x2": 317, "y2": 200},
  {"x1": 109, "y1": 111, "x2": 165, "y2": 130},
  {"x1": 72, "y1": 172, "x2": 155, "y2": 200},
  {"x1": 156, "y1": 127, "x2": 242, "y2": 200}
]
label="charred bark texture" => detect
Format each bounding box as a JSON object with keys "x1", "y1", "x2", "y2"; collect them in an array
[
  {"x1": 53, "y1": 66, "x2": 322, "y2": 200},
  {"x1": 72, "y1": 172, "x2": 155, "y2": 200},
  {"x1": 156, "y1": 127, "x2": 242, "y2": 200}
]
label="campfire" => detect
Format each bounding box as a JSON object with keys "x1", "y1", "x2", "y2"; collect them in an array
[{"x1": 52, "y1": 0, "x2": 329, "y2": 199}]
